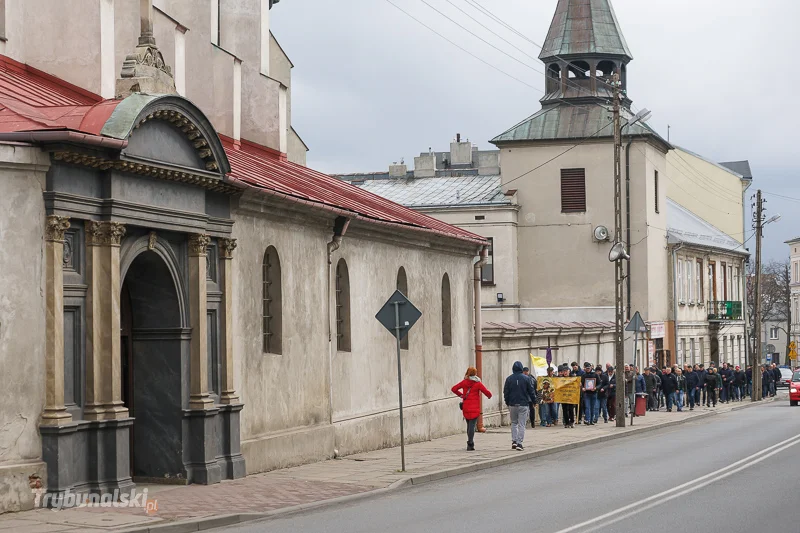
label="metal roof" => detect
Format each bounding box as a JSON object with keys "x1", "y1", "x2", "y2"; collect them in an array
[
  {"x1": 0, "y1": 54, "x2": 485, "y2": 246},
  {"x1": 539, "y1": 0, "x2": 632, "y2": 60},
  {"x1": 667, "y1": 199, "x2": 747, "y2": 255},
  {"x1": 485, "y1": 321, "x2": 615, "y2": 331},
  {"x1": 223, "y1": 138, "x2": 487, "y2": 245},
  {"x1": 719, "y1": 160, "x2": 753, "y2": 180},
  {"x1": 490, "y1": 103, "x2": 667, "y2": 147},
  {"x1": 348, "y1": 175, "x2": 509, "y2": 208}
]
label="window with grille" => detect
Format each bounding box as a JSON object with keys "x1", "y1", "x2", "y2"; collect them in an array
[
  {"x1": 397, "y1": 267, "x2": 409, "y2": 350},
  {"x1": 336, "y1": 258, "x2": 351, "y2": 352},
  {"x1": 560, "y1": 168, "x2": 586, "y2": 213},
  {"x1": 441, "y1": 273, "x2": 452, "y2": 346},
  {"x1": 262, "y1": 246, "x2": 282, "y2": 354}
]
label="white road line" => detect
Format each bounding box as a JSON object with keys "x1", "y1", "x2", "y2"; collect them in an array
[{"x1": 552, "y1": 433, "x2": 800, "y2": 533}]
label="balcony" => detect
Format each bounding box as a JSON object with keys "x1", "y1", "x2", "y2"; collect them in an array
[{"x1": 707, "y1": 301, "x2": 743, "y2": 321}]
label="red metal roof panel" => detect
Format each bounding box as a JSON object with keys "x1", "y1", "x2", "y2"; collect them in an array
[{"x1": 222, "y1": 137, "x2": 486, "y2": 245}]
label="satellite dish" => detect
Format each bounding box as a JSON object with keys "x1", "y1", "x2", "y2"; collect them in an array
[{"x1": 594, "y1": 226, "x2": 610, "y2": 241}]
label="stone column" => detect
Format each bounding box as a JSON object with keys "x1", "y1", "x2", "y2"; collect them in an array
[
  {"x1": 85, "y1": 221, "x2": 128, "y2": 420},
  {"x1": 42, "y1": 216, "x2": 72, "y2": 426},
  {"x1": 189, "y1": 234, "x2": 214, "y2": 410},
  {"x1": 218, "y1": 238, "x2": 239, "y2": 405},
  {"x1": 139, "y1": 0, "x2": 155, "y2": 46}
]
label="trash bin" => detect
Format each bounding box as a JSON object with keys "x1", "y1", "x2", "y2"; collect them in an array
[{"x1": 635, "y1": 393, "x2": 648, "y2": 416}]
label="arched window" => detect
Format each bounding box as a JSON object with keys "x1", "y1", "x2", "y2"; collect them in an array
[
  {"x1": 442, "y1": 273, "x2": 452, "y2": 346},
  {"x1": 568, "y1": 61, "x2": 590, "y2": 79},
  {"x1": 262, "y1": 246, "x2": 282, "y2": 354},
  {"x1": 546, "y1": 63, "x2": 561, "y2": 93},
  {"x1": 397, "y1": 267, "x2": 409, "y2": 350},
  {"x1": 336, "y1": 258, "x2": 351, "y2": 352}
]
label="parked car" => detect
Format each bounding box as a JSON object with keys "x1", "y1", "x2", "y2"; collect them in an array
[
  {"x1": 790, "y1": 372, "x2": 800, "y2": 407},
  {"x1": 778, "y1": 367, "x2": 794, "y2": 388}
]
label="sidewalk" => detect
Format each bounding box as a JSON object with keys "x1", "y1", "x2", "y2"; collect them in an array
[{"x1": 0, "y1": 399, "x2": 770, "y2": 533}]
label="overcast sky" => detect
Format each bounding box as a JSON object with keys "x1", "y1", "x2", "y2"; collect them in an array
[{"x1": 272, "y1": 0, "x2": 798, "y2": 261}]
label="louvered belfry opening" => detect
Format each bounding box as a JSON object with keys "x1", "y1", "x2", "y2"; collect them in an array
[{"x1": 560, "y1": 168, "x2": 586, "y2": 213}]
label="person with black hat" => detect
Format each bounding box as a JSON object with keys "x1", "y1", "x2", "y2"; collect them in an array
[
  {"x1": 581, "y1": 362, "x2": 599, "y2": 424},
  {"x1": 704, "y1": 367, "x2": 719, "y2": 407},
  {"x1": 571, "y1": 362, "x2": 585, "y2": 424}
]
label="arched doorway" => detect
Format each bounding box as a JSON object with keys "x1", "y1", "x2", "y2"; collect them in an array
[{"x1": 121, "y1": 250, "x2": 186, "y2": 481}]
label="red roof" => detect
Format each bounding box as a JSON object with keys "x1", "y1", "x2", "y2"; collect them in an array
[
  {"x1": 0, "y1": 55, "x2": 119, "y2": 134},
  {"x1": 222, "y1": 137, "x2": 485, "y2": 244},
  {"x1": 0, "y1": 54, "x2": 485, "y2": 246}
]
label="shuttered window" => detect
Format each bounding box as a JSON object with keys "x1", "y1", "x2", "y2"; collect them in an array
[{"x1": 560, "y1": 168, "x2": 586, "y2": 213}]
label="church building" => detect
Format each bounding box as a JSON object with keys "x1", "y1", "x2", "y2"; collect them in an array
[{"x1": 0, "y1": 0, "x2": 485, "y2": 512}]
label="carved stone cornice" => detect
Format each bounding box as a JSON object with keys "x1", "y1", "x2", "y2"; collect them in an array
[
  {"x1": 86, "y1": 221, "x2": 126, "y2": 247},
  {"x1": 219, "y1": 238, "x2": 237, "y2": 259},
  {"x1": 120, "y1": 45, "x2": 173, "y2": 79},
  {"x1": 45, "y1": 216, "x2": 71, "y2": 242},
  {"x1": 189, "y1": 234, "x2": 212, "y2": 257}
]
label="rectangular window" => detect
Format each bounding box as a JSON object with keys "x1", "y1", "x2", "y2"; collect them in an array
[
  {"x1": 560, "y1": 168, "x2": 586, "y2": 213},
  {"x1": 677, "y1": 258, "x2": 684, "y2": 302},
  {"x1": 727, "y1": 265, "x2": 733, "y2": 301},
  {"x1": 708, "y1": 262, "x2": 716, "y2": 302},
  {"x1": 734, "y1": 267, "x2": 740, "y2": 300},
  {"x1": 687, "y1": 259, "x2": 693, "y2": 303},
  {"x1": 699, "y1": 338, "x2": 705, "y2": 365},
  {"x1": 721, "y1": 262, "x2": 728, "y2": 300},
  {"x1": 654, "y1": 170, "x2": 659, "y2": 214},
  {"x1": 680, "y1": 338, "x2": 686, "y2": 365},
  {"x1": 690, "y1": 338, "x2": 695, "y2": 365},
  {"x1": 770, "y1": 327, "x2": 779, "y2": 340},
  {"x1": 697, "y1": 259, "x2": 704, "y2": 303},
  {"x1": 481, "y1": 237, "x2": 494, "y2": 285}
]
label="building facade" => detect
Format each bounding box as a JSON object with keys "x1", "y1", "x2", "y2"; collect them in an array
[
  {"x1": 0, "y1": 0, "x2": 486, "y2": 513},
  {"x1": 667, "y1": 201, "x2": 748, "y2": 368}
]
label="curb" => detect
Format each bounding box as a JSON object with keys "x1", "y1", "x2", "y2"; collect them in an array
[{"x1": 115, "y1": 399, "x2": 775, "y2": 532}]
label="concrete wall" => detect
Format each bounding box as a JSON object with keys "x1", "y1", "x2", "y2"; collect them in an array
[
  {"x1": 0, "y1": 144, "x2": 50, "y2": 512},
  {"x1": 418, "y1": 205, "x2": 519, "y2": 313},
  {"x1": 667, "y1": 148, "x2": 746, "y2": 242},
  {"x1": 232, "y1": 193, "x2": 475, "y2": 474},
  {"x1": 496, "y1": 139, "x2": 669, "y2": 326},
  {"x1": 4, "y1": 0, "x2": 297, "y2": 154}
]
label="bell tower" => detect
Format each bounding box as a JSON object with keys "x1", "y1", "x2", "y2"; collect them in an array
[{"x1": 539, "y1": 0, "x2": 633, "y2": 106}]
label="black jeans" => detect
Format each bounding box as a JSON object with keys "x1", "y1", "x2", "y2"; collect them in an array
[
  {"x1": 563, "y1": 404, "x2": 575, "y2": 426},
  {"x1": 466, "y1": 418, "x2": 478, "y2": 445}
]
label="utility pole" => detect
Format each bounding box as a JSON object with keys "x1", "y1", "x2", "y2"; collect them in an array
[
  {"x1": 753, "y1": 190, "x2": 763, "y2": 401},
  {"x1": 612, "y1": 72, "x2": 626, "y2": 427}
]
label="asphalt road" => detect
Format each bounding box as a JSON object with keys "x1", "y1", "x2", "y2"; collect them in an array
[{"x1": 216, "y1": 396, "x2": 800, "y2": 533}]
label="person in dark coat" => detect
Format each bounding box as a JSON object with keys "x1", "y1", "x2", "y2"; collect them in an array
[
  {"x1": 771, "y1": 364, "x2": 782, "y2": 397},
  {"x1": 661, "y1": 367, "x2": 678, "y2": 412},
  {"x1": 607, "y1": 366, "x2": 617, "y2": 421},
  {"x1": 685, "y1": 366, "x2": 699, "y2": 410},
  {"x1": 504, "y1": 361, "x2": 537, "y2": 450},
  {"x1": 581, "y1": 363, "x2": 599, "y2": 424},
  {"x1": 571, "y1": 362, "x2": 585, "y2": 424},
  {"x1": 704, "y1": 368, "x2": 719, "y2": 407},
  {"x1": 597, "y1": 366, "x2": 611, "y2": 423},
  {"x1": 644, "y1": 368, "x2": 658, "y2": 411},
  {"x1": 452, "y1": 367, "x2": 492, "y2": 451},
  {"x1": 733, "y1": 366, "x2": 746, "y2": 401}
]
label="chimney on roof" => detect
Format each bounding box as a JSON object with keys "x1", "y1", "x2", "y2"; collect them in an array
[
  {"x1": 450, "y1": 134, "x2": 473, "y2": 167},
  {"x1": 389, "y1": 161, "x2": 408, "y2": 177},
  {"x1": 116, "y1": 0, "x2": 177, "y2": 98},
  {"x1": 414, "y1": 152, "x2": 436, "y2": 178}
]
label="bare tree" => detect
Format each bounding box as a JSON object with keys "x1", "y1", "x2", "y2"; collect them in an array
[{"x1": 747, "y1": 259, "x2": 791, "y2": 362}]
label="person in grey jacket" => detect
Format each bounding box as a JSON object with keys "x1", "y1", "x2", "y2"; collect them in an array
[{"x1": 504, "y1": 361, "x2": 537, "y2": 451}]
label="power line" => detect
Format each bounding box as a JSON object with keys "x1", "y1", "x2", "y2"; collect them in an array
[
  {"x1": 383, "y1": 0, "x2": 540, "y2": 91},
  {"x1": 445, "y1": 0, "x2": 540, "y2": 62},
  {"x1": 502, "y1": 118, "x2": 615, "y2": 186}
]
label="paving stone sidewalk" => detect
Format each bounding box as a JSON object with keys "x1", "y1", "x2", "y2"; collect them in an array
[{"x1": 0, "y1": 399, "x2": 769, "y2": 533}]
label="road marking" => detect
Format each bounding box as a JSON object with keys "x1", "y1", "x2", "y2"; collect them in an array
[{"x1": 552, "y1": 433, "x2": 800, "y2": 533}]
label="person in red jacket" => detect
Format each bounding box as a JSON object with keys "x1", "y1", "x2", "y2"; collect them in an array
[{"x1": 452, "y1": 367, "x2": 493, "y2": 451}]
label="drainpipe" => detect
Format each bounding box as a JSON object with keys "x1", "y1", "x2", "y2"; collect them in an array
[
  {"x1": 672, "y1": 243, "x2": 685, "y2": 365},
  {"x1": 625, "y1": 138, "x2": 634, "y2": 320},
  {"x1": 326, "y1": 216, "x2": 350, "y2": 425},
  {"x1": 474, "y1": 245, "x2": 489, "y2": 432}
]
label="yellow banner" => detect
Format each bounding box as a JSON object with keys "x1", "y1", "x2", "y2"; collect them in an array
[{"x1": 537, "y1": 377, "x2": 581, "y2": 405}]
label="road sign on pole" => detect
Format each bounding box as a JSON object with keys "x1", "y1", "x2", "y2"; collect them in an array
[{"x1": 375, "y1": 290, "x2": 422, "y2": 472}]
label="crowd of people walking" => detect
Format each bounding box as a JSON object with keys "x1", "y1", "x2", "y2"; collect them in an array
[{"x1": 452, "y1": 360, "x2": 795, "y2": 451}]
